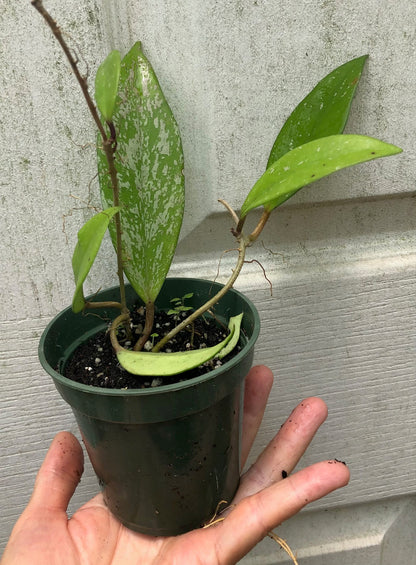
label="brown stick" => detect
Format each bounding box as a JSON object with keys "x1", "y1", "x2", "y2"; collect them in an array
[
  {"x1": 32, "y1": 0, "x2": 128, "y2": 315},
  {"x1": 31, "y1": 0, "x2": 107, "y2": 141}
]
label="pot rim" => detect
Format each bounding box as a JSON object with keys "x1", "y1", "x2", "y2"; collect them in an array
[{"x1": 38, "y1": 277, "x2": 260, "y2": 398}]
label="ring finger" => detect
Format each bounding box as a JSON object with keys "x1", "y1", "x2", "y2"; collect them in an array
[{"x1": 235, "y1": 396, "x2": 328, "y2": 502}]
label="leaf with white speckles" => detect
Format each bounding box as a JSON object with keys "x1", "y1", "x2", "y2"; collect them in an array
[
  {"x1": 97, "y1": 42, "x2": 184, "y2": 304},
  {"x1": 267, "y1": 55, "x2": 368, "y2": 167},
  {"x1": 240, "y1": 135, "x2": 402, "y2": 218}
]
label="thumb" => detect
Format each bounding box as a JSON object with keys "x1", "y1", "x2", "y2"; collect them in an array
[{"x1": 28, "y1": 431, "x2": 84, "y2": 513}]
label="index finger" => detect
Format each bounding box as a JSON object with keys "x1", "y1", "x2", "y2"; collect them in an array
[{"x1": 29, "y1": 431, "x2": 84, "y2": 513}]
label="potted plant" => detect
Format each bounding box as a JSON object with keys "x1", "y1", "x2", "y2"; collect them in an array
[{"x1": 33, "y1": 0, "x2": 401, "y2": 536}]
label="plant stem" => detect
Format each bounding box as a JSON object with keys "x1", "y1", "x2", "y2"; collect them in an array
[
  {"x1": 84, "y1": 300, "x2": 122, "y2": 310},
  {"x1": 235, "y1": 208, "x2": 270, "y2": 241},
  {"x1": 235, "y1": 216, "x2": 246, "y2": 235},
  {"x1": 32, "y1": 1, "x2": 106, "y2": 140},
  {"x1": 109, "y1": 198, "x2": 272, "y2": 355},
  {"x1": 32, "y1": 0, "x2": 128, "y2": 315},
  {"x1": 133, "y1": 301, "x2": 155, "y2": 351},
  {"x1": 151, "y1": 200, "x2": 272, "y2": 353},
  {"x1": 109, "y1": 313, "x2": 130, "y2": 353},
  {"x1": 248, "y1": 209, "x2": 271, "y2": 242},
  {"x1": 218, "y1": 199, "x2": 239, "y2": 226},
  {"x1": 101, "y1": 134, "x2": 128, "y2": 315},
  {"x1": 152, "y1": 235, "x2": 249, "y2": 352}
]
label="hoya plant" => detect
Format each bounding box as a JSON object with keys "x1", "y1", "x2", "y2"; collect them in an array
[{"x1": 33, "y1": 1, "x2": 402, "y2": 378}]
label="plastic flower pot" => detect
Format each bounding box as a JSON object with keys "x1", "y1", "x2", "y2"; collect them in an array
[{"x1": 38, "y1": 278, "x2": 260, "y2": 536}]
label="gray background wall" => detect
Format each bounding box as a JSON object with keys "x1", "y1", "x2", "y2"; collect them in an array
[{"x1": 1, "y1": 1, "x2": 415, "y2": 562}]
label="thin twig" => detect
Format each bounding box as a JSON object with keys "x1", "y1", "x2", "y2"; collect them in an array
[
  {"x1": 32, "y1": 0, "x2": 128, "y2": 316},
  {"x1": 152, "y1": 234, "x2": 249, "y2": 352},
  {"x1": 218, "y1": 199, "x2": 240, "y2": 226},
  {"x1": 31, "y1": 0, "x2": 107, "y2": 140}
]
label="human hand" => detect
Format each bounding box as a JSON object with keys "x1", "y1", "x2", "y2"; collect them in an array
[{"x1": 1, "y1": 366, "x2": 349, "y2": 565}]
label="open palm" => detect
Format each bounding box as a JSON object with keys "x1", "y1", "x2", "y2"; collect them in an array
[{"x1": 2, "y1": 366, "x2": 349, "y2": 565}]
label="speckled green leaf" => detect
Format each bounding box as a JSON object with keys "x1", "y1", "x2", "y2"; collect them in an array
[
  {"x1": 72, "y1": 207, "x2": 121, "y2": 313},
  {"x1": 116, "y1": 313, "x2": 242, "y2": 376},
  {"x1": 267, "y1": 55, "x2": 368, "y2": 167},
  {"x1": 98, "y1": 42, "x2": 185, "y2": 304},
  {"x1": 241, "y1": 135, "x2": 402, "y2": 218},
  {"x1": 95, "y1": 50, "x2": 121, "y2": 122}
]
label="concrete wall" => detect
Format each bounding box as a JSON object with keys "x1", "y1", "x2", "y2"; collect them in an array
[{"x1": 1, "y1": 1, "x2": 415, "y2": 561}]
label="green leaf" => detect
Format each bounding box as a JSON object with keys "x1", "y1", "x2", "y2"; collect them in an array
[
  {"x1": 241, "y1": 135, "x2": 402, "y2": 218},
  {"x1": 217, "y1": 313, "x2": 243, "y2": 360},
  {"x1": 98, "y1": 42, "x2": 185, "y2": 304},
  {"x1": 95, "y1": 50, "x2": 121, "y2": 122},
  {"x1": 72, "y1": 207, "x2": 121, "y2": 313},
  {"x1": 116, "y1": 313, "x2": 243, "y2": 376},
  {"x1": 267, "y1": 55, "x2": 368, "y2": 167}
]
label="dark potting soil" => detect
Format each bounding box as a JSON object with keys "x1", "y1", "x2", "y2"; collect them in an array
[{"x1": 64, "y1": 306, "x2": 241, "y2": 389}]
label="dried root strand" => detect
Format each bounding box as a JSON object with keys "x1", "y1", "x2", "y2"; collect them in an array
[
  {"x1": 203, "y1": 501, "x2": 299, "y2": 564},
  {"x1": 268, "y1": 531, "x2": 299, "y2": 565},
  {"x1": 203, "y1": 500, "x2": 231, "y2": 528}
]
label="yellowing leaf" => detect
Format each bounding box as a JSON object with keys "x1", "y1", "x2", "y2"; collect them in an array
[
  {"x1": 116, "y1": 313, "x2": 243, "y2": 376},
  {"x1": 72, "y1": 207, "x2": 120, "y2": 313}
]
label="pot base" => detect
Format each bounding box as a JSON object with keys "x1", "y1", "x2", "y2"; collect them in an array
[{"x1": 76, "y1": 385, "x2": 242, "y2": 536}]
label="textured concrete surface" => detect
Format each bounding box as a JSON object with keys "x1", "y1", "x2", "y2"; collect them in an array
[{"x1": 1, "y1": 1, "x2": 415, "y2": 561}]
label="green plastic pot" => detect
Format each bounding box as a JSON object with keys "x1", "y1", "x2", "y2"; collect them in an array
[{"x1": 39, "y1": 278, "x2": 260, "y2": 536}]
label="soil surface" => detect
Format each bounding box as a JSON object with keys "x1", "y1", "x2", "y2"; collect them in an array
[{"x1": 64, "y1": 306, "x2": 240, "y2": 389}]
